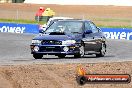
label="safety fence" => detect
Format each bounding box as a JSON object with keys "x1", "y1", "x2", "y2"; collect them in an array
[{"x1": 0, "y1": 22, "x2": 132, "y2": 40}]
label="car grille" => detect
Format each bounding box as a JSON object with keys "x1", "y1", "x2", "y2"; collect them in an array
[
  {"x1": 41, "y1": 40, "x2": 62, "y2": 45},
  {"x1": 40, "y1": 46, "x2": 62, "y2": 52}
]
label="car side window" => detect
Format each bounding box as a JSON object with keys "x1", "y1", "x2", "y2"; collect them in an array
[
  {"x1": 89, "y1": 22, "x2": 99, "y2": 33},
  {"x1": 84, "y1": 22, "x2": 92, "y2": 30}
]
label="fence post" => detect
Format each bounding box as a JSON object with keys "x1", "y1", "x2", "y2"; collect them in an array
[
  {"x1": 38, "y1": 16, "x2": 39, "y2": 22},
  {"x1": 16, "y1": 9, "x2": 19, "y2": 20},
  {"x1": 131, "y1": 20, "x2": 132, "y2": 27},
  {"x1": 82, "y1": 14, "x2": 85, "y2": 20}
]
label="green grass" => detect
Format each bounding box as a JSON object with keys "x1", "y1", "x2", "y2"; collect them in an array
[
  {"x1": 0, "y1": 18, "x2": 132, "y2": 28},
  {"x1": 97, "y1": 25, "x2": 132, "y2": 28},
  {"x1": 0, "y1": 19, "x2": 45, "y2": 24},
  {"x1": 91, "y1": 18, "x2": 132, "y2": 28},
  {"x1": 94, "y1": 18, "x2": 131, "y2": 22}
]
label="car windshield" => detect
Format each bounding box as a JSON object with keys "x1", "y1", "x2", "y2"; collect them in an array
[{"x1": 45, "y1": 21, "x2": 83, "y2": 34}]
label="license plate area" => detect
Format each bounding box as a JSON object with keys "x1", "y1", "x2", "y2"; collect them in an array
[
  {"x1": 46, "y1": 46, "x2": 55, "y2": 49},
  {"x1": 40, "y1": 46, "x2": 61, "y2": 52}
]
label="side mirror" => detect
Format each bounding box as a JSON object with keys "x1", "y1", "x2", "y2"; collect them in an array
[
  {"x1": 39, "y1": 24, "x2": 47, "y2": 33},
  {"x1": 39, "y1": 29, "x2": 44, "y2": 33},
  {"x1": 97, "y1": 27, "x2": 102, "y2": 32},
  {"x1": 84, "y1": 30, "x2": 92, "y2": 34}
]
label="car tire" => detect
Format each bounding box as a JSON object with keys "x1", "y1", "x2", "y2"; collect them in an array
[
  {"x1": 33, "y1": 54, "x2": 43, "y2": 59},
  {"x1": 74, "y1": 45, "x2": 85, "y2": 58},
  {"x1": 96, "y1": 43, "x2": 106, "y2": 57},
  {"x1": 57, "y1": 54, "x2": 66, "y2": 58}
]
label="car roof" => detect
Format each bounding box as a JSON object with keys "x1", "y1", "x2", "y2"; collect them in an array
[
  {"x1": 57, "y1": 19, "x2": 91, "y2": 22},
  {"x1": 49, "y1": 17, "x2": 73, "y2": 21}
]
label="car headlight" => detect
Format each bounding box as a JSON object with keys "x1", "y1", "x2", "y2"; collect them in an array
[
  {"x1": 62, "y1": 40, "x2": 76, "y2": 45},
  {"x1": 32, "y1": 40, "x2": 42, "y2": 44}
]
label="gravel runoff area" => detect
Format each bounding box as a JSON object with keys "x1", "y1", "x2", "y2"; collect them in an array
[{"x1": 0, "y1": 62, "x2": 132, "y2": 88}]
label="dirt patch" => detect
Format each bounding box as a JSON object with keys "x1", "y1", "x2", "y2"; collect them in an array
[
  {"x1": 0, "y1": 3, "x2": 132, "y2": 26},
  {"x1": 0, "y1": 74, "x2": 13, "y2": 88},
  {"x1": 0, "y1": 62, "x2": 132, "y2": 88}
]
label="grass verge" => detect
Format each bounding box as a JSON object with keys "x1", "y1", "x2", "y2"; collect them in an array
[
  {"x1": 0, "y1": 18, "x2": 132, "y2": 28},
  {"x1": 0, "y1": 19, "x2": 45, "y2": 24}
]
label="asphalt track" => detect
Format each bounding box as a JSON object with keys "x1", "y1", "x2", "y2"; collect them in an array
[{"x1": 0, "y1": 33, "x2": 132, "y2": 65}]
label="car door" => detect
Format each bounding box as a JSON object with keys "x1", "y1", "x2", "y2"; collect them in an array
[
  {"x1": 83, "y1": 21, "x2": 102, "y2": 51},
  {"x1": 89, "y1": 21, "x2": 103, "y2": 51},
  {"x1": 83, "y1": 21, "x2": 96, "y2": 51}
]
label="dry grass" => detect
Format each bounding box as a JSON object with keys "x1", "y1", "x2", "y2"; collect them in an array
[{"x1": 0, "y1": 3, "x2": 132, "y2": 27}]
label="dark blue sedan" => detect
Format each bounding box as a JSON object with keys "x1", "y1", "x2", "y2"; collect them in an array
[{"x1": 30, "y1": 19, "x2": 106, "y2": 59}]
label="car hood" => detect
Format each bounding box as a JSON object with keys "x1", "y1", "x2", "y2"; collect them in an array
[{"x1": 33, "y1": 33, "x2": 82, "y2": 41}]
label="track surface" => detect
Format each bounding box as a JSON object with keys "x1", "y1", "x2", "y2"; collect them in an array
[{"x1": 0, "y1": 33, "x2": 132, "y2": 65}]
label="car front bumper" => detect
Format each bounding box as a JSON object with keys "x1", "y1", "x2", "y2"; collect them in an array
[{"x1": 30, "y1": 44, "x2": 80, "y2": 55}]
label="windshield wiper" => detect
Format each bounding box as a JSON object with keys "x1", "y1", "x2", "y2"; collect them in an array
[
  {"x1": 71, "y1": 32, "x2": 82, "y2": 34},
  {"x1": 49, "y1": 32, "x2": 65, "y2": 35}
]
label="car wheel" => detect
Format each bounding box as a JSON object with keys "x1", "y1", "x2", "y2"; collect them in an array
[
  {"x1": 74, "y1": 45, "x2": 85, "y2": 58},
  {"x1": 57, "y1": 54, "x2": 66, "y2": 58},
  {"x1": 96, "y1": 43, "x2": 106, "y2": 57},
  {"x1": 33, "y1": 54, "x2": 43, "y2": 59}
]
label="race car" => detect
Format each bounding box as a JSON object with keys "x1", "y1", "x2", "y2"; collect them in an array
[{"x1": 30, "y1": 19, "x2": 106, "y2": 59}]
